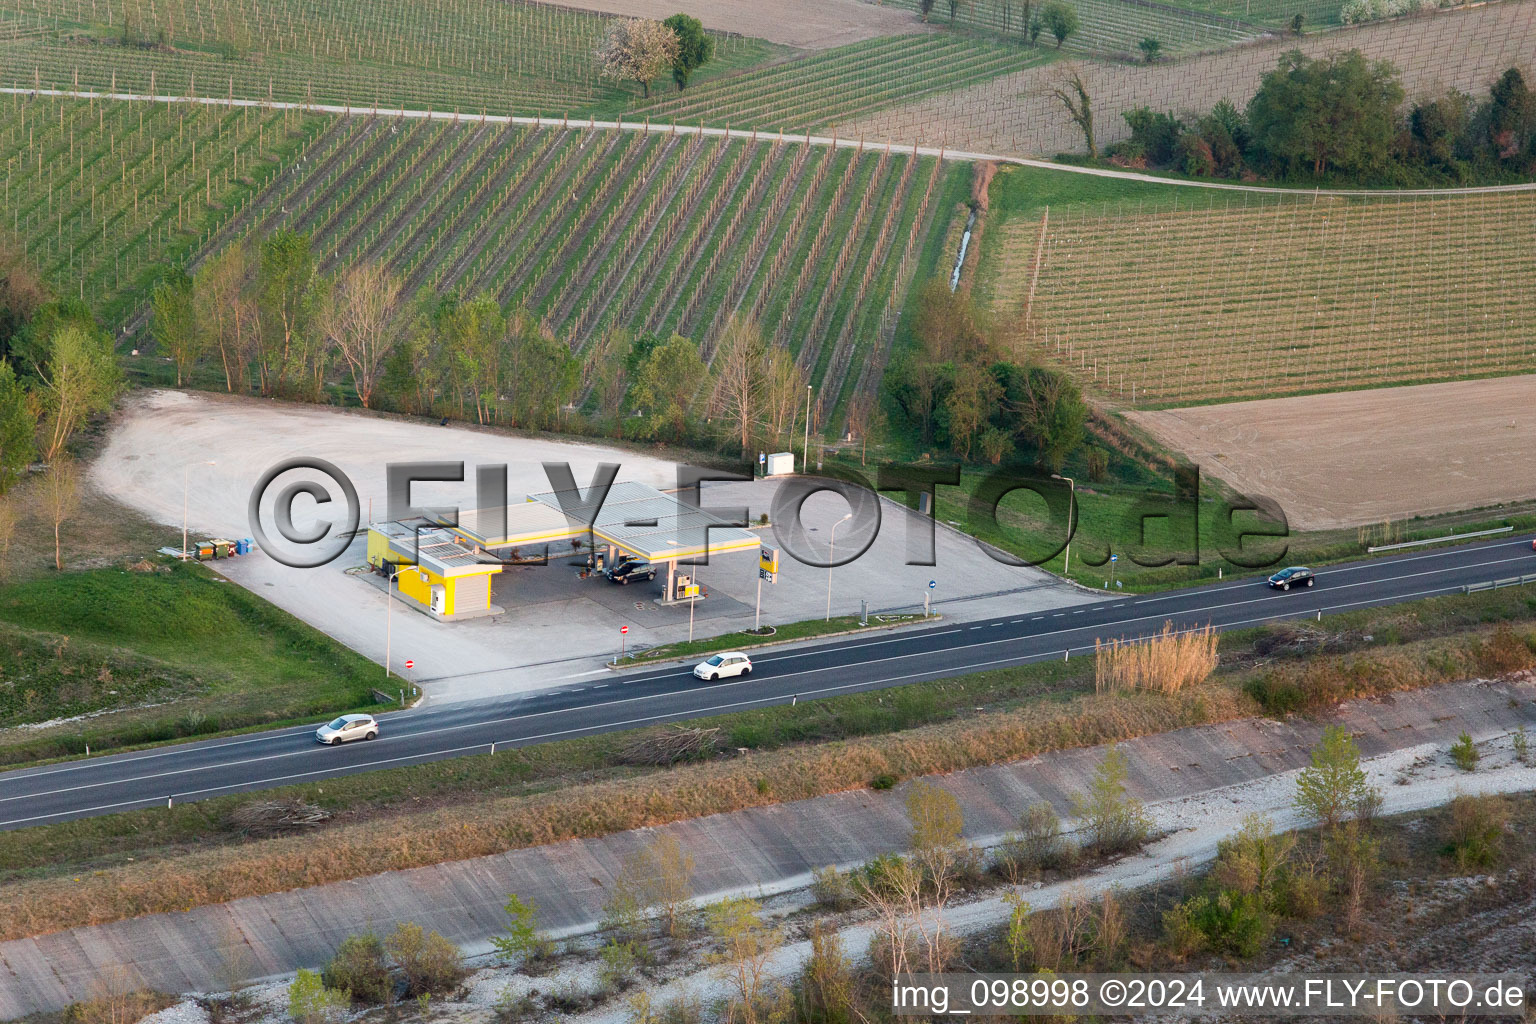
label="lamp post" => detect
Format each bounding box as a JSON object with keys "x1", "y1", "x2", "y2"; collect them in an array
[
  {"x1": 826, "y1": 512, "x2": 852, "y2": 621},
  {"x1": 1051, "y1": 473, "x2": 1075, "y2": 576},
  {"x1": 385, "y1": 566, "x2": 408, "y2": 679},
  {"x1": 182, "y1": 460, "x2": 216, "y2": 560},
  {"x1": 803, "y1": 384, "x2": 812, "y2": 474}
]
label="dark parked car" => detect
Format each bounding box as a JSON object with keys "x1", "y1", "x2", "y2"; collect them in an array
[
  {"x1": 1268, "y1": 566, "x2": 1315, "y2": 591},
  {"x1": 606, "y1": 558, "x2": 657, "y2": 585}
]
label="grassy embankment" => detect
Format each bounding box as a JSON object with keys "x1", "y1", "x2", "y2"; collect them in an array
[{"x1": 0, "y1": 582, "x2": 1530, "y2": 940}]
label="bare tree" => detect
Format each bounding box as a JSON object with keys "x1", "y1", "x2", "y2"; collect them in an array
[
  {"x1": 705, "y1": 897, "x2": 783, "y2": 1024},
  {"x1": 41, "y1": 455, "x2": 80, "y2": 572},
  {"x1": 325, "y1": 262, "x2": 402, "y2": 409},
  {"x1": 596, "y1": 18, "x2": 679, "y2": 98},
  {"x1": 1050, "y1": 68, "x2": 1097, "y2": 158},
  {"x1": 612, "y1": 833, "x2": 695, "y2": 938},
  {"x1": 195, "y1": 243, "x2": 256, "y2": 393},
  {"x1": 760, "y1": 345, "x2": 805, "y2": 449},
  {"x1": 709, "y1": 316, "x2": 767, "y2": 453}
]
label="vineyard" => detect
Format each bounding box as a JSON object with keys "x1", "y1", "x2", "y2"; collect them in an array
[
  {"x1": 141, "y1": 115, "x2": 961, "y2": 428},
  {"x1": 984, "y1": 190, "x2": 1536, "y2": 407},
  {"x1": 0, "y1": 0, "x2": 774, "y2": 115},
  {"x1": 872, "y1": 0, "x2": 1260, "y2": 56},
  {"x1": 0, "y1": 93, "x2": 318, "y2": 323},
  {"x1": 634, "y1": 33, "x2": 1049, "y2": 134}
]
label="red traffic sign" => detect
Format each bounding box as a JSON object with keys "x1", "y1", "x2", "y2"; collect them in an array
[
  {"x1": 404, "y1": 660, "x2": 414, "y2": 670},
  {"x1": 620, "y1": 626, "x2": 629, "y2": 635}
]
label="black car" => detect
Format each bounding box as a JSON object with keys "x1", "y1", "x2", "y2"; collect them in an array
[
  {"x1": 1268, "y1": 566, "x2": 1315, "y2": 591},
  {"x1": 606, "y1": 558, "x2": 657, "y2": 585}
]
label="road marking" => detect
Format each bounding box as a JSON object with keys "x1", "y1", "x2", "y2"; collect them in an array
[{"x1": 5, "y1": 542, "x2": 1530, "y2": 817}]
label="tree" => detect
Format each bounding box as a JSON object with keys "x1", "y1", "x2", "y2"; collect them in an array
[
  {"x1": 597, "y1": 18, "x2": 680, "y2": 98},
  {"x1": 1000, "y1": 363, "x2": 1085, "y2": 471},
  {"x1": 491, "y1": 894, "x2": 541, "y2": 962},
  {"x1": 1041, "y1": 0, "x2": 1078, "y2": 48},
  {"x1": 760, "y1": 345, "x2": 806, "y2": 449},
  {"x1": 440, "y1": 293, "x2": 507, "y2": 423},
  {"x1": 630, "y1": 334, "x2": 706, "y2": 436},
  {"x1": 1245, "y1": 49, "x2": 1403, "y2": 178},
  {"x1": 0, "y1": 495, "x2": 17, "y2": 583},
  {"x1": 194, "y1": 243, "x2": 256, "y2": 393},
  {"x1": 1051, "y1": 69, "x2": 1096, "y2": 158},
  {"x1": 32, "y1": 324, "x2": 121, "y2": 464},
  {"x1": 0, "y1": 361, "x2": 35, "y2": 492},
  {"x1": 151, "y1": 270, "x2": 201, "y2": 386},
  {"x1": 1027, "y1": 12, "x2": 1045, "y2": 45},
  {"x1": 42, "y1": 453, "x2": 80, "y2": 572},
  {"x1": 797, "y1": 922, "x2": 853, "y2": 1024},
  {"x1": 1138, "y1": 37, "x2": 1162, "y2": 63},
  {"x1": 1073, "y1": 745, "x2": 1152, "y2": 855},
  {"x1": 612, "y1": 833, "x2": 695, "y2": 938},
  {"x1": 504, "y1": 308, "x2": 579, "y2": 429},
  {"x1": 1294, "y1": 725, "x2": 1372, "y2": 829},
  {"x1": 706, "y1": 897, "x2": 783, "y2": 1024},
  {"x1": 912, "y1": 280, "x2": 992, "y2": 364},
  {"x1": 918, "y1": 0, "x2": 936, "y2": 20},
  {"x1": 710, "y1": 316, "x2": 767, "y2": 453},
  {"x1": 322, "y1": 262, "x2": 401, "y2": 409},
  {"x1": 947, "y1": 0, "x2": 968, "y2": 21},
  {"x1": 0, "y1": 233, "x2": 48, "y2": 360},
  {"x1": 256, "y1": 230, "x2": 318, "y2": 396},
  {"x1": 943, "y1": 361, "x2": 1002, "y2": 461},
  {"x1": 662, "y1": 13, "x2": 713, "y2": 91},
  {"x1": 287, "y1": 968, "x2": 349, "y2": 1024},
  {"x1": 1487, "y1": 68, "x2": 1534, "y2": 159}
]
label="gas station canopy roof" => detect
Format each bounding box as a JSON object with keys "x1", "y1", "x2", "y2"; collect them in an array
[
  {"x1": 526, "y1": 480, "x2": 760, "y2": 562},
  {"x1": 425, "y1": 481, "x2": 760, "y2": 563}
]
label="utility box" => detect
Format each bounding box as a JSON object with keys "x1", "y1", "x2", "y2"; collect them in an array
[{"x1": 765, "y1": 452, "x2": 795, "y2": 477}]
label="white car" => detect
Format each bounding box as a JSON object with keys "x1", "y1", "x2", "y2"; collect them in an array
[
  {"x1": 693, "y1": 652, "x2": 753, "y2": 681},
  {"x1": 316, "y1": 714, "x2": 379, "y2": 745}
]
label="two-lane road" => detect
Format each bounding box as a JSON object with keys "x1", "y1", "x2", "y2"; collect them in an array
[{"x1": 3, "y1": 536, "x2": 1532, "y2": 829}]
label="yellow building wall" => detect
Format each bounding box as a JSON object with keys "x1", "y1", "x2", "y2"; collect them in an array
[
  {"x1": 397, "y1": 567, "x2": 435, "y2": 608},
  {"x1": 366, "y1": 528, "x2": 400, "y2": 568}
]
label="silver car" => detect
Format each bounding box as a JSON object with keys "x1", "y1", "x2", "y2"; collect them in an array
[{"x1": 316, "y1": 713, "x2": 378, "y2": 745}]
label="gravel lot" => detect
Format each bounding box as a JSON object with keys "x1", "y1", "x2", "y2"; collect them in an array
[{"x1": 1128, "y1": 374, "x2": 1536, "y2": 530}]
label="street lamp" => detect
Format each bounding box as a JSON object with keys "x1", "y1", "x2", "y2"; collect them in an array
[
  {"x1": 826, "y1": 512, "x2": 852, "y2": 621},
  {"x1": 1051, "y1": 473, "x2": 1075, "y2": 576},
  {"x1": 385, "y1": 565, "x2": 409, "y2": 679},
  {"x1": 182, "y1": 460, "x2": 216, "y2": 560}
]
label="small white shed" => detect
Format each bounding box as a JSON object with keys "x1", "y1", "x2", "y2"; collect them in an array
[{"x1": 765, "y1": 452, "x2": 796, "y2": 477}]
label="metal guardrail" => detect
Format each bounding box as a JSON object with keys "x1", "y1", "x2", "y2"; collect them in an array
[
  {"x1": 1463, "y1": 573, "x2": 1536, "y2": 594},
  {"x1": 1368, "y1": 525, "x2": 1513, "y2": 553}
]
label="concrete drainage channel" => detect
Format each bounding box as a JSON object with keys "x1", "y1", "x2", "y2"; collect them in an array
[{"x1": 1, "y1": 677, "x2": 1532, "y2": 1015}]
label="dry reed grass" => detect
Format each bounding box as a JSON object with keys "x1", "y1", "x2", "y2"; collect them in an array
[{"x1": 1094, "y1": 621, "x2": 1218, "y2": 695}]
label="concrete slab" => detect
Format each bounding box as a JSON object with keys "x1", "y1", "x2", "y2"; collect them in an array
[
  {"x1": 5, "y1": 678, "x2": 1532, "y2": 1014},
  {"x1": 92, "y1": 391, "x2": 1091, "y2": 702}
]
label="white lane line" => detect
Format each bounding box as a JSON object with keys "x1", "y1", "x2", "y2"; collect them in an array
[
  {"x1": 0, "y1": 575, "x2": 1491, "y2": 829},
  {"x1": 5, "y1": 548, "x2": 1529, "y2": 809}
]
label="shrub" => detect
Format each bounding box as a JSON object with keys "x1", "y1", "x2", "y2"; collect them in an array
[
  {"x1": 324, "y1": 932, "x2": 391, "y2": 1005},
  {"x1": 1513, "y1": 725, "x2": 1530, "y2": 765},
  {"x1": 1074, "y1": 746, "x2": 1153, "y2": 855},
  {"x1": 1450, "y1": 731, "x2": 1480, "y2": 772},
  {"x1": 385, "y1": 922, "x2": 464, "y2": 997},
  {"x1": 858, "y1": 853, "x2": 911, "y2": 899},
  {"x1": 1083, "y1": 446, "x2": 1109, "y2": 482},
  {"x1": 491, "y1": 894, "x2": 540, "y2": 963},
  {"x1": 1442, "y1": 793, "x2": 1508, "y2": 871},
  {"x1": 1244, "y1": 674, "x2": 1304, "y2": 715},
  {"x1": 810, "y1": 865, "x2": 856, "y2": 911},
  {"x1": 287, "y1": 969, "x2": 349, "y2": 1024},
  {"x1": 1191, "y1": 890, "x2": 1272, "y2": 958},
  {"x1": 1160, "y1": 898, "x2": 1208, "y2": 961},
  {"x1": 870, "y1": 773, "x2": 897, "y2": 790},
  {"x1": 997, "y1": 802, "x2": 1077, "y2": 879},
  {"x1": 1294, "y1": 726, "x2": 1372, "y2": 829}
]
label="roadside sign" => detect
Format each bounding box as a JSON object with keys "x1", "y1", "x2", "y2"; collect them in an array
[
  {"x1": 404, "y1": 659, "x2": 414, "y2": 670},
  {"x1": 760, "y1": 568, "x2": 776, "y2": 583},
  {"x1": 759, "y1": 546, "x2": 780, "y2": 574},
  {"x1": 620, "y1": 625, "x2": 629, "y2": 635},
  {"x1": 928, "y1": 579, "x2": 937, "y2": 589},
  {"x1": 1110, "y1": 555, "x2": 1118, "y2": 563}
]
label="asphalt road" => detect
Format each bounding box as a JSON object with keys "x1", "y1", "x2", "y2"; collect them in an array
[{"x1": 3, "y1": 536, "x2": 1532, "y2": 830}]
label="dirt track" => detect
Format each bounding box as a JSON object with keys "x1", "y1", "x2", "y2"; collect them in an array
[
  {"x1": 545, "y1": 0, "x2": 922, "y2": 48},
  {"x1": 1128, "y1": 374, "x2": 1536, "y2": 530}
]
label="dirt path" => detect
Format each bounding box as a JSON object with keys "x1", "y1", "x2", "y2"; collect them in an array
[
  {"x1": 539, "y1": 0, "x2": 923, "y2": 49},
  {"x1": 1127, "y1": 374, "x2": 1536, "y2": 531}
]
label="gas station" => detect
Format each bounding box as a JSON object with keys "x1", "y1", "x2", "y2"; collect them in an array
[{"x1": 365, "y1": 480, "x2": 762, "y2": 620}]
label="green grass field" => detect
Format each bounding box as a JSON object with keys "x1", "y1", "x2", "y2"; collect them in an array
[{"x1": 0, "y1": 560, "x2": 387, "y2": 763}]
